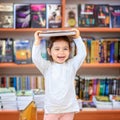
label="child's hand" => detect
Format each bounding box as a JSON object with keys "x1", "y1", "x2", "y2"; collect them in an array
[
  {"x1": 71, "y1": 28, "x2": 80, "y2": 39},
  {"x1": 34, "y1": 31, "x2": 42, "y2": 45},
  {"x1": 34, "y1": 31, "x2": 42, "y2": 41}
]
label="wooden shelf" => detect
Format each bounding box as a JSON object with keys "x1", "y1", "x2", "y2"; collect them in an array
[
  {"x1": 0, "y1": 110, "x2": 19, "y2": 120},
  {"x1": 0, "y1": 63, "x2": 120, "y2": 68},
  {"x1": 0, "y1": 28, "x2": 120, "y2": 32},
  {"x1": 82, "y1": 63, "x2": 120, "y2": 68},
  {"x1": 74, "y1": 110, "x2": 120, "y2": 120},
  {"x1": 0, "y1": 110, "x2": 120, "y2": 120}
]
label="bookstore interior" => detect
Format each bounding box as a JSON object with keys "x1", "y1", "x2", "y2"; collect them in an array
[{"x1": 0, "y1": 0, "x2": 120, "y2": 120}]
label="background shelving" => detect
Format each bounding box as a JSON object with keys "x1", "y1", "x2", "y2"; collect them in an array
[{"x1": 0, "y1": 0, "x2": 120, "y2": 120}]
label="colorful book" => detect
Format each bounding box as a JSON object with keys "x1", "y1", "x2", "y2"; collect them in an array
[
  {"x1": 65, "y1": 4, "x2": 78, "y2": 27},
  {"x1": 110, "y1": 41, "x2": 115, "y2": 63},
  {"x1": 0, "y1": 3, "x2": 13, "y2": 28},
  {"x1": 109, "y1": 5, "x2": 120, "y2": 28},
  {"x1": 0, "y1": 38, "x2": 14, "y2": 62},
  {"x1": 0, "y1": 39, "x2": 5, "y2": 62},
  {"x1": 95, "y1": 4, "x2": 110, "y2": 27},
  {"x1": 40, "y1": 38, "x2": 48, "y2": 60},
  {"x1": 82, "y1": 101, "x2": 97, "y2": 111},
  {"x1": 118, "y1": 41, "x2": 120, "y2": 63},
  {"x1": 30, "y1": 4, "x2": 46, "y2": 28},
  {"x1": 78, "y1": 4, "x2": 96, "y2": 27},
  {"x1": 14, "y1": 4, "x2": 30, "y2": 28},
  {"x1": 14, "y1": 40, "x2": 32, "y2": 64},
  {"x1": 75, "y1": 75, "x2": 80, "y2": 99},
  {"x1": 46, "y1": 4, "x2": 62, "y2": 28}
]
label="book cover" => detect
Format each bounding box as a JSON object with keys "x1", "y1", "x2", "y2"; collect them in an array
[
  {"x1": 104, "y1": 78, "x2": 109, "y2": 96},
  {"x1": 46, "y1": 4, "x2": 62, "y2": 28},
  {"x1": 14, "y1": 40, "x2": 32, "y2": 64},
  {"x1": 0, "y1": 3, "x2": 13, "y2": 28},
  {"x1": 91, "y1": 40, "x2": 95, "y2": 63},
  {"x1": 14, "y1": 4, "x2": 30, "y2": 28},
  {"x1": 0, "y1": 77, "x2": 6, "y2": 87},
  {"x1": 100, "y1": 79, "x2": 105, "y2": 96},
  {"x1": 75, "y1": 75, "x2": 80, "y2": 99},
  {"x1": 0, "y1": 38, "x2": 14, "y2": 62},
  {"x1": 96, "y1": 79, "x2": 100, "y2": 95},
  {"x1": 65, "y1": 4, "x2": 78, "y2": 27},
  {"x1": 78, "y1": 4, "x2": 96, "y2": 27},
  {"x1": 0, "y1": 39, "x2": 5, "y2": 62},
  {"x1": 93, "y1": 79, "x2": 97, "y2": 96},
  {"x1": 79, "y1": 78, "x2": 85, "y2": 99},
  {"x1": 95, "y1": 4, "x2": 110, "y2": 27},
  {"x1": 83, "y1": 37, "x2": 95, "y2": 63},
  {"x1": 109, "y1": 5, "x2": 120, "y2": 28},
  {"x1": 40, "y1": 38, "x2": 48, "y2": 60},
  {"x1": 82, "y1": 101, "x2": 97, "y2": 111},
  {"x1": 109, "y1": 79, "x2": 113, "y2": 94},
  {"x1": 30, "y1": 4, "x2": 46, "y2": 28},
  {"x1": 114, "y1": 40, "x2": 119, "y2": 63},
  {"x1": 118, "y1": 40, "x2": 120, "y2": 63}
]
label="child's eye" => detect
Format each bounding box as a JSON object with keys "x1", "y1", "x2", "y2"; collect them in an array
[
  {"x1": 64, "y1": 48, "x2": 69, "y2": 50},
  {"x1": 55, "y1": 48, "x2": 59, "y2": 51}
]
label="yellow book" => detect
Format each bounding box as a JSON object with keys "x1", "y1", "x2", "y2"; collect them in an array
[{"x1": 19, "y1": 101, "x2": 37, "y2": 120}]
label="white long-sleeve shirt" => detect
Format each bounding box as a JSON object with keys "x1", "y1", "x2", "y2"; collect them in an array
[{"x1": 32, "y1": 37, "x2": 86, "y2": 114}]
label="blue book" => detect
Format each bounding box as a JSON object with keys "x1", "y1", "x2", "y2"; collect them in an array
[
  {"x1": 109, "y1": 5, "x2": 120, "y2": 28},
  {"x1": 13, "y1": 77, "x2": 17, "y2": 90},
  {"x1": 14, "y1": 40, "x2": 32, "y2": 64},
  {"x1": 40, "y1": 39, "x2": 48, "y2": 60},
  {"x1": 110, "y1": 41, "x2": 115, "y2": 63},
  {"x1": 105, "y1": 78, "x2": 109, "y2": 96}
]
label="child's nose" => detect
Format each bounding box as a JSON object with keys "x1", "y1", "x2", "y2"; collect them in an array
[{"x1": 59, "y1": 49, "x2": 64, "y2": 53}]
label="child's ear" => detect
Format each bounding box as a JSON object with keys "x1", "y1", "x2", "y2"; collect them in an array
[{"x1": 47, "y1": 48, "x2": 51, "y2": 56}]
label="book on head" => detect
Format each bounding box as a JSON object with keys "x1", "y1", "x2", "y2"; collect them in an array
[{"x1": 38, "y1": 29, "x2": 76, "y2": 37}]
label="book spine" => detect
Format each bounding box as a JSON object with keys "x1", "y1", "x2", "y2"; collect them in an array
[
  {"x1": 110, "y1": 41, "x2": 115, "y2": 63},
  {"x1": 118, "y1": 40, "x2": 120, "y2": 63},
  {"x1": 114, "y1": 40, "x2": 118, "y2": 63}
]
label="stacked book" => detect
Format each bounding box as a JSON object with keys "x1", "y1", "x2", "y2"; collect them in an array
[
  {"x1": 16, "y1": 90, "x2": 33, "y2": 110},
  {"x1": 0, "y1": 87, "x2": 17, "y2": 110},
  {"x1": 33, "y1": 89, "x2": 45, "y2": 110},
  {"x1": 82, "y1": 101, "x2": 97, "y2": 111},
  {"x1": 109, "y1": 95, "x2": 120, "y2": 109},
  {"x1": 93, "y1": 96, "x2": 112, "y2": 110}
]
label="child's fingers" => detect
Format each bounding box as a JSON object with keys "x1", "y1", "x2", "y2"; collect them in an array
[
  {"x1": 34, "y1": 31, "x2": 43, "y2": 40},
  {"x1": 71, "y1": 28, "x2": 80, "y2": 38}
]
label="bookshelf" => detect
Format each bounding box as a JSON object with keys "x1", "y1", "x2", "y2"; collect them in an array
[
  {"x1": 0, "y1": 110, "x2": 120, "y2": 120},
  {"x1": 0, "y1": 0, "x2": 120, "y2": 120},
  {"x1": 0, "y1": 28, "x2": 120, "y2": 32}
]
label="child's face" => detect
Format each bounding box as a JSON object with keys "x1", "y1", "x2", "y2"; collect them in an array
[{"x1": 48, "y1": 40, "x2": 70, "y2": 64}]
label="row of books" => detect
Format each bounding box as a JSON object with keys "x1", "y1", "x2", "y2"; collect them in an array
[
  {"x1": 83, "y1": 37, "x2": 120, "y2": 63},
  {"x1": 0, "y1": 76, "x2": 45, "y2": 91},
  {"x1": 93, "y1": 95, "x2": 120, "y2": 110},
  {"x1": 0, "y1": 37, "x2": 120, "y2": 64},
  {"x1": 0, "y1": 88, "x2": 45, "y2": 110},
  {"x1": 1, "y1": 75, "x2": 120, "y2": 101},
  {"x1": 75, "y1": 76, "x2": 120, "y2": 100},
  {"x1": 0, "y1": 3, "x2": 62, "y2": 28},
  {"x1": 0, "y1": 38, "x2": 33, "y2": 64},
  {"x1": 65, "y1": 4, "x2": 120, "y2": 28},
  {"x1": 0, "y1": 87, "x2": 120, "y2": 110},
  {"x1": 0, "y1": 3, "x2": 120, "y2": 28}
]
